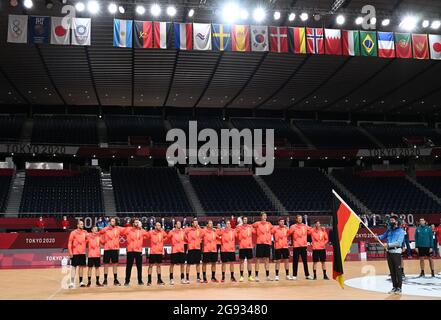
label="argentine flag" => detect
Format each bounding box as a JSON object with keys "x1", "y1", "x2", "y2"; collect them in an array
[{"x1": 113, "y1": 19, "x2": 133, "y2": 48}]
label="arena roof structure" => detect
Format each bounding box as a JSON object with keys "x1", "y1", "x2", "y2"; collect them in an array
[{"x1": 0, "y1": 0, "x2": 440, "y2": 115}]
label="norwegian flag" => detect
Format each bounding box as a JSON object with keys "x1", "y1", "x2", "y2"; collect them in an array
[
  {"x1": 306, "y1": 28, "x2": 324, "y2": 54},
  {"x1": 269, "y1": 26, "x2": 288, "y2": 53}
]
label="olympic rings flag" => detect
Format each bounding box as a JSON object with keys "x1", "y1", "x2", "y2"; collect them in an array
[{"x1": 7, "y1": 14, "x2": 28, "y2": 44}]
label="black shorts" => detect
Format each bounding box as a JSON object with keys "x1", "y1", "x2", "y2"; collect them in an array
[
  {"x1": 203, "y1": 252, "x2": 218, "y2": 263},
  {"x1": 187, "y1": 249, "x2": 201, "y2": 264},
  {"x1": 103, "y1": 250, "x2": 119, "y2": 264},
  {"x1": 239, "y1": 248, "x2": 253, "y2": 260},
  {"x1": 312, "y1": 249, "x2": 327, "y2": 262},
  {"x1": 71, "y1": 254, "x2": 86, "y2": 267},
  {"x1": 148, "y1": 254, "x2": 163, "y2": 264},
  {"x1": 418, "y1": 247, "x2": 432, "y2": 257},
  {"x1": 274, "y1": 248, "x2": 289, "y2": 260},
  {"x1": 256, "y1": 244, "x2": 271, "y2": 258},
  {"x1": 170, "y1": 253, "x2": 186, "y2": 264},
  {"x1": 87, "y1": 257, "x2": 101, "y2": 268},
  {"x1": 221, "y1": 252, "x2": 236, "y2": 263}
]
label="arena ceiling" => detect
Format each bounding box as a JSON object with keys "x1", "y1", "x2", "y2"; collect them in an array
[{"x1": 0, "y1": 0, "x2": 441, "y2": 115}]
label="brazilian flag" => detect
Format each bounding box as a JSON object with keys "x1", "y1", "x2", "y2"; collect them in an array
[{"x1": 360, "y1": 31, "x2": 377, "y2": 57}]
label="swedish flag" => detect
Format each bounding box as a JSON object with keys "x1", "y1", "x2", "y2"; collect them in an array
[{"x1": 212, "y1": 24, "x2": 231, "y2": 51}]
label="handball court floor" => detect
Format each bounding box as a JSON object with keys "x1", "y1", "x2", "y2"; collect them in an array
[{"x1": 0, "y1": 260, "x2": 438, "y2": 300}]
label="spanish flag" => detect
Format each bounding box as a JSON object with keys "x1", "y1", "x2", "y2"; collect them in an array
[
  {"x1": 332, "y1": 190, "x2": 362, "y2": 288},
  {"x1": 232, "y1": 25, "x2": 250, "y2": 52}
]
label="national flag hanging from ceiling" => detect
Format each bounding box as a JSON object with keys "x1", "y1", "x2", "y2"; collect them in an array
[
  {"x1": 377, "y1": 31, "x2": 395, "y2": 58},
  {"x1": 134, "y1": 21, "x2": 152, "y2": 48},
  {"x1": 360, "y1": 31, "x2": 377, "y2": 57},
  {"x1": 231, "y1": 25, "x2": 250, "y2": 52},
  {"x1": 153, "y1": 21, "x2": 172, "y2": 49},
  {"x1": 113, "y1": 19, "x2": 132, "y2": 48},
  {"x1": 394, "y1": 33, "x2": 412, "y2": 58},
  {"x1": 324, "y1": 28, "x2": 342, "y2": 55},
  {"x1": 251, "y1": 25, "x2": 269, "y2": 52},
  {"x1": 428, "y1": 34, "x2": 441, "y2": 60},
  {"x1": 50, "y1": 16, "x2": 70, "y2": 45},
  {"x1": 332, "y1": 190, "x2": 362, "y2": 289},
  {"x1": 412, "y1": 34, "x2": 429, "y2": 59},
  {"x1": 288, "y1": 27, "x2": 306, "y2": 54},
  {"x1": 174, "y1": 22, "x2": 192, "y2": 50},
  {"x1": 342, "y1": 30, "x2": 360, "y2": 56},
  {"x1": 306, "y1": 28, "x2": 324, "y2": 54},
  {"x1": 269, "y1": 26, "x2": 288, "y2": 53},
  {"x1": 212, "y1": 24, "x2": 231, "y2": 51}
]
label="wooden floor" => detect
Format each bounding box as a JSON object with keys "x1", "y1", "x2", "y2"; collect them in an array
[{"x1": 0, "y1": 260, "x2": 438, "y2": 300}]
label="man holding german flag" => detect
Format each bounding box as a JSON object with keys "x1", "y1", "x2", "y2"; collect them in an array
[{"x1": 332, "y1": 190, "x2": 401, "y2": 295}]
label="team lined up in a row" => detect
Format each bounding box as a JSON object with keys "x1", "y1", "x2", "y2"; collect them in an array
[{"x1": 67, "y1": 212, "x2": 329, "y2": 288}]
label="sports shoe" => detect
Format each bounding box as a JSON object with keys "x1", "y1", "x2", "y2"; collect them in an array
[
  {"x1": 286, "y1": 275, "x2": 293, "y2": 280},
  {"x1": 313, "y1": 276, "x2": 317, "y2": 280},
  {"x1": 170, "y1": 279, "x2": 175, "y2": 285},
  {"x1": 114, "y1": 279, "x2": 121, "y2": 286},
  {"x1": 196, "y1": 278, "x2": 202, "y2": 283},
  {"x1": 124, "y1": 282, "x2": 130, "y2": 287},
  {"x1": 419, "y1": 272, "x2": 425, "y2": 278},
  {"x1": 68, "y1": 282, "x2": 74, "y2": 289},
  {"x1": 211, "y1": 278, "x2": 218, "y2": 283},
  {"x1": 248, "y1": 276, "x2": 255, "y2": 282},
  {"x1": 79, "y1": 282, "x2": 86, "y2": 288},
  {"x1": 306, "y1": 275, "x2": 314, "y2": 280},
  {"x1": 239, "y1": 276, "x2": 244, "y2": 282},
  {"x1": 86, "y1": 281, "x2": 92, "y2": 287},
  {"x1": 102, "y1": 279, "x2": 108, "y2": 286},
  {"x1": 265, "y1": 276, "x2": 273, "y2": 281},
  {"x1": 254, "y1": 276, "x2": 260, "y2": 282},
  {"x1": 138, "y1": 281, "x2": 144, "y2": 285},
  {"x1": 157, "y1": 280, "x2": 165, "y2": 286},
  {"x1": 183, "y1": 279, "x2": 190, "y2": 284},
  {"x1": 291, "y1": 276, "x2": 297, "y2": 280},
  {"x1": 388, "y1": 288, "x2": 396, "y2": 294},
  {"x1": 181, "y1": 279, "x2": 187, "y2": 284},
  {"x1": 202, "y1": 279, "x2": 208, "y2": 283},
  {"x1": 394, "y1": 288, "x2": 402, "y2": 295},
  {"x1": 147, "y1": 282, "x2": 152, "y2": 286},
  {"x1": 231, "y1": 276, "x2": 237, "y2": 282},
  {"x1": 96, "y1": 282, "x2": 104, "y2": 287},
  {"x1": 323, "y1": 275, "x2": 330, "y2": 280},
  {"x1": 274, "y1": 276, "x2": 280, "y2": 281}
]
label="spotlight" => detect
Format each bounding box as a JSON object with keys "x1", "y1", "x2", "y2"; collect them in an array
[
  {"x1": 87, "y1": 0, "x2": 99, "y2": 14},
  {"x1": 370, "y1": 17, "x2": 377, "y2": 24},
  {"x1": 422, "y1": 20, "x2": 430, "y2": 28},
  {"x1": 288, "y1": 13, "x2": 295, "y2": 21},
  {"x1": 399, "y1": 16, "x2": 418, "y2": 31},
  {"x1": 381, "y1": 18, "x2": 390, "y2": 26},
  {"x1": 188, "y1": 8, "x2": 195, "y2": 17},
  {"x1": 75, "y1": 2, "x2": 85, "y2": 12},
  {"x1": 108, "y1": 3, "x2": 117, "y2": 14},
  {"x1": 136, "y1": 5, "x2": 145, "y2": 15},
  {"x1": 314, "y1": 14, "x2": 321, "y2": 21},
  {"x1": 118, "y1": 5, "x2": 125, "y2": 14},
  {"x1": 45, "y1": 0, "x2": 54, "y2": 9},
  {"x1": 336, "y1": 14, "x2": 345, "y2": 25},
  {"x1": 300, "y1": 12, "x2": 308, "y2": 21},
  {"x1": 166, "y1": 6, "x2": 176, "y2": 17},
  {"x1": 23, "y1": 0, "x2": 33, "y2": 9},
  {"x1": 240, "y1": 9, "x2": 249, "y2": 20},
  {"x1": 431, "y1": 20, "x2": 441, "y2": 29},
  {"x1": 10, "y1": 0, "x2": 19, "y2": 7},
  {"x1": 253, "y1": 7, "x2": 266, "y2": 22},
  {"x1": 273, "y1": 11, "x2": 281, "y2": 20},
  {"x1": 355, "y1": 16, "x2": 363, "y2": 25},
  {"x1": 151, "y1": 4, "x2": 161, "y2": 17},
  {"x1": 222, "y1": 3, "x2": 240, "y2": 23}
]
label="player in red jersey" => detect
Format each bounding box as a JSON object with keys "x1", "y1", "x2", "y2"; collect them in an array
[
  {"x1": 201, "y1": 220, "x2": 219, "y2": 283},
  {"x1": 236, "y1": 216, "x2": 255, "y2": 282},
  {"x1": 99, "y1": 217, "x2": 124, "y2": 286},
  {"x1": 253, "y1": 212, "x2": 273, "y2": 281},
  {"x1": 68, "y1": 220, "x2": 88, "y2": 288},
  {"x1": 147, "y1": 222, "x2": 168, "y2": 286},
  {"x1": 86, "y1": 225, "x2": 104, "y2": 287},
  {"x1": 167, "y1": 220, "x2": 187, "y2": 284},
  {"x1": 219, "y1": 220, "x2": 237, "y2": 282}
]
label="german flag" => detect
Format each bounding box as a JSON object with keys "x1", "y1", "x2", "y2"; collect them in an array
[{"x1": 332, "y1": 190, "x2": 362, "y2": 288}]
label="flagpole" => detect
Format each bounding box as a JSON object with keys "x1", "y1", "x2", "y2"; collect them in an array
[{"x1": 332, "y1": 189, "x2": 386, "y2": 249}]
